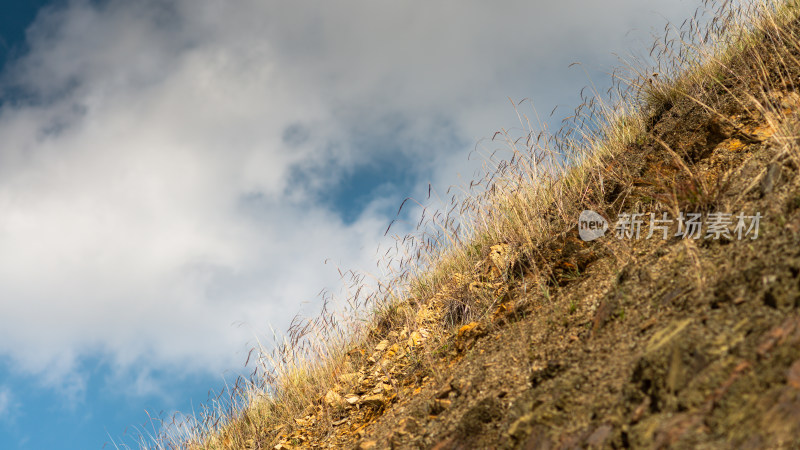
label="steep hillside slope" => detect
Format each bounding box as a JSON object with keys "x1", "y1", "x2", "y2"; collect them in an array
[
  {"x1": 184, "y1": 1, "x2": 800, "y2": 449},
  {"x1": 270, "y1": 91, "x2": 800, "y2": 448}
]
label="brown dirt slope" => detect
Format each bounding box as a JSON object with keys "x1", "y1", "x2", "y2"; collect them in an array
[{"x1": 265, "y1": 11, "x2": 800, "y2": 450}]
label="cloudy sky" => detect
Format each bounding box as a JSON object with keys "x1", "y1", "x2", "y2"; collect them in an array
[{"x1": 0, "y1": 0, "x2": 704, "y2": 447}]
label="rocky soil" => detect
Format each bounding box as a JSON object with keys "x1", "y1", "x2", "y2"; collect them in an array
[{"x1": 264, "y1": 15, "x2": 800, "y2": 450}]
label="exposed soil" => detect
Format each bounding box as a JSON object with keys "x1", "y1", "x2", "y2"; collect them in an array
[{"x1": 267, "y1": 16, "x2": 800, "y2": 450}]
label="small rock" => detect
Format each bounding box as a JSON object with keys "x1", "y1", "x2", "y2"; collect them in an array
[
  {"x1": 358, "y1": 440, "x2": 378, "y2": 450},
  {"x1": 451, "y1": 378, "x2": 471, "y2": 395},
  {"x1": 592, "y1": 296, "x2": 618, "y2": 336},
  {"x1": 587, "y1": 424, "x2": 613, "y2": 447},
  {"x1": 360, "y1": 394, "x2": 385, "y2": 409},
  {"x1": 338, "y1": 372, "x2": 360, "y2": 384},
  {"x1": 788, "y1": 359, "x2": 800, "y2": 389},
  {"x1": 345, "y1": 394, "x2": 360, "y2": 405},
  {"x1": 760, "y1": 162, "x2": 782, "y2": 197},
  {"x1": 456, "y1": 322, "x2": 488, "y2": 352},
  {"x1": 458, "y1": 322, "x2": 481, "y2": 337},
  {"x1": 368, "y1": 351, "x2": 381, "y2": 364},
  {"x1": 400, "y1": 417, "x2": 420, "y2": 434},
  {"x1": 408, "y1": 331, "x2": 423, "y2": 348},
  {"x1": 385, "y1": 343, "x2": 401, "y2": 359},
  {"x1": 492, "y1": 303, "x2": 510, "y2": 323},
  {"x1": 429, "y1": 399, "x2": 451, "y2": 415},
  {"x1": 431, "y1": 438, "x2": 455, "y2": 450},
  {"x1": 358, "y1": 378, "x2": 372, "y2": 393},
  {"x1": 631, "y1": 397, "x2": 651, "y2": 423},
  {"x1": 374, "y1": 340, "x2": 390, "y2": 352},
  {"x1": 436, "y1": 384, "x2": 453, "y2": 399},
  {"x1": 758, "y1": 317, "x2": 800, "y2": 357},
  {"x1": 371, "y1": 381, "x2": 394, "y2": 396}
]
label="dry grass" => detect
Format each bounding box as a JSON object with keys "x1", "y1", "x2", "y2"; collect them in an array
[{"x1": 119, "y1": 1, "x2": 800, "y2": 448}]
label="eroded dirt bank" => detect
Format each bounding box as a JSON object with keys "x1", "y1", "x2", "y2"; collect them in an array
[{"x1": 267, "y1": 14, "x2": 800, "y2": 450}]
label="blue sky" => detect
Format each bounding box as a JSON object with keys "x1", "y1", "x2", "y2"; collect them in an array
[
  {"x1": 0, "y1": 2, "x2": 42, "y2": 67},
  {"x1": 0, "y1": 0, "x2": 704, "y2": 448}
]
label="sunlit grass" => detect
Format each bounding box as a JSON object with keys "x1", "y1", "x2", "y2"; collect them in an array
[{"x1": 123, "y1": 1, "x2": 800, "y2": 448}]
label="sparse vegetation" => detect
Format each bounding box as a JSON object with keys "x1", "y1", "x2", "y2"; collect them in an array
[{"x1": 126, "y1": 0, "x2": 800, "y2": 448}]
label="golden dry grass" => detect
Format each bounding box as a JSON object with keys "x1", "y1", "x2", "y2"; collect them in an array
[{"x1": 127, "y1": 1, "x2": 800, "y2": 448}]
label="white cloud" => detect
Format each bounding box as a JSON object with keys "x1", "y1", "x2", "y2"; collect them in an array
[{"x1": 0, "y1": 0, "x2": 704, "y2": 395}]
